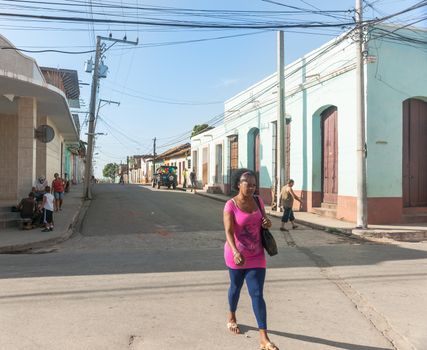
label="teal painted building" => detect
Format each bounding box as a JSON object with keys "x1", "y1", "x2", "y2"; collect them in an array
[{"x1": 191, "y1": 25, "x2": 427, "y2": 224}]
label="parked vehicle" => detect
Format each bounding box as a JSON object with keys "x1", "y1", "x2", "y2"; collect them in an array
[{"x1": 152, "y1": 166, "x2": 178, "y2": 190}]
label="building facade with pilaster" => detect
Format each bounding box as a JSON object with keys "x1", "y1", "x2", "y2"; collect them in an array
[{"x1": 191, "y1": 25, "x2": 427, "y2": 224}]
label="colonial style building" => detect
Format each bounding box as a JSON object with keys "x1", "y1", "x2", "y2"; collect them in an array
[
  {"x1": 0, "y1": 34, "x2": 81, "y2": 201},
  {"x1": 191, "y1": 24, "x2": 427, "y2": 224}
]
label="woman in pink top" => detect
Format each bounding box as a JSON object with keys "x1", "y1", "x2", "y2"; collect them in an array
[{"x1": 223, "y1": 169, "x2": 279, "y2": 350}]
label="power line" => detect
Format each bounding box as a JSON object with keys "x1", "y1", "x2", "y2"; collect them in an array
[
  {"x1": 0, "y1": 11, "x2": 364, "y2": 29},
  {"x1": 155, "y1": 28, "x2": 356, "y2": 150}
]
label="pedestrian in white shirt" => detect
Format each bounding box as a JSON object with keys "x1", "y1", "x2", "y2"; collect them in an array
[{"x1": 41, "y1": 185, "x2": 54, "y2": 232}]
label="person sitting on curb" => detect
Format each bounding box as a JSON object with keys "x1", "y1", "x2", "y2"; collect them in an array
[
  {"x1": 279, "y1": 179, "x2": 301, "y2": 232},
  {"x1": 17, "y1": 192, "x2": 37, "y2": 230},
  {"x1": 32, "y1": 175, "x2": 48, "y2": 202}
]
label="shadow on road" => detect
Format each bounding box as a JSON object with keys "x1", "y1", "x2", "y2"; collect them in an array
[
  {"x1": 239, "y1": 325, "x2": 392, "y2": 350},
  {"x1": 0, "y1": 184, "x2": 426, "y2": 280}
]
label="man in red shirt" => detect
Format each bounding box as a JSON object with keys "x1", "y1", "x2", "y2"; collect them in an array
[{"x1": 51, "y1": 173, "x2": 65, "y2": 211}]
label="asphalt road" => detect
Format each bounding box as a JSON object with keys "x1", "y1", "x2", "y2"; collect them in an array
[{"x1": 1, "y1": 184, "x2": 426, "y2": 350}]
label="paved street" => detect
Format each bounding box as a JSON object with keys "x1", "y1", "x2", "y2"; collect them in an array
[{"x1": 1, "y1": 184, "x2": 427, "y2": 350}]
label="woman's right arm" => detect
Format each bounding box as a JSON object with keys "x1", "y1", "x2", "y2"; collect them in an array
[{"x1": 224, "y1": 210, "x2": 245, "y2": 265}]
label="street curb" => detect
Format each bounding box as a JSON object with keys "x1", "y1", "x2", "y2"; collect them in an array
[
  {"x1": 264, "y1": 209, "x2": 357, "y2": 241},
  {"x1": 195, "y1": 191, "x2": 427, "y2": 242},
  {"x1": 195, "y1": 192, "x2": 378, "y2": 242},
  {"x1": 352, "y1": 229, "x2": 427, "y2": 242},
  {"x1": 0, "y1": 198, "x2": 89, "y2": 254},
  {"x1": 195, "y1": 192, "x2": 228, "y2": 203}
]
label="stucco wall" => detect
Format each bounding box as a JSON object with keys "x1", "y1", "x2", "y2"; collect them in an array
[
  {"x1": 287, "y1": 69, "x2": 358, "y2": 196},
  {"x1": 0, "y1": 36, "x2": 41, "y2": 81},
  {"x1": 35, "y1": 116, "x2": 64, "y2": 185},
  {"x1": 191, "y1": 25, "x2": 426, "y2": 216},
  {"x1": 366, "y1": 26, "x2": 427, "y2": 198},
  {"x1": 45, "y1": 117, "x2": 64, "y2": 184},
  {"x1": 0, "y1": 114, "x2": 18, "y2": 199}
]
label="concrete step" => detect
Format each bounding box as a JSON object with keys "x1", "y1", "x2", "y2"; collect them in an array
[
  {"x1": 0, "y1": 211, "x2": 20, "y2": 220},
  {"x1": 403, "y1": 207, "x2": 427, "y2": 215},
  {"x1": 321, "y1": 202, "x2": 337, "y2": 210},
  {"x1": 0, "y1": 205, "x2": 15, "y2": 213},
  {"x1": 312, "y1": 207, "x2": 337, "y2": 219},
  {"x1": 206, "y1": 186, "x2": 223, "y2": 194},
  {"x1": 0, "y1": 217, "x2": 21, "y2": 230},
  {"x1": 403, "y1": 213, "x2": 427, "y2": 224},
  {"x1": 0, "y1": 205, "x2": 22, "y2": 230}
]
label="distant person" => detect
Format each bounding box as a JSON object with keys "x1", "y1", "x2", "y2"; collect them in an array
[
  {"x1": 41, "y1": 186, "x2": 54, "y2": 232},
  {"x1": 51, "y1": 173, "x2": 65, "y2": 211},
  {"x1": 189, "y1": 168, "x2": 197, "y2": 193},
  {"x1": 64, "y1": 173, "x2": 71, "y2": 192},
  {"x1": 223, "y1": 169, "x2": 278, "y2": 350},
  {"x1": 32, "y1": 175, "x2": 48, "y2": 202},
  {"x1": 119, "y1": 174, "x2": 124, "y2": 184},
  {"x1": 279, "y1": 179, "x2": 302, "y2": 231},
  {"x1": 182, "y1": 168, "x2": 188, "y2": 189},
  {"x1": 17, "y1": 192, "x2": 37, "y2": 229}
]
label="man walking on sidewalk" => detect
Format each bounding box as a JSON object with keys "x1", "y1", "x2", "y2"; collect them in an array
[
  {"x1": 190, "y1": 168, "x2": 197, "y2": 193},
  {"x1": 279, "y1": 179, "x2": 301, "y2": 232}
]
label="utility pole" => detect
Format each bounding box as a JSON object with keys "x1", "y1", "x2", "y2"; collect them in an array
[
  {"x1": 84, "y1": 36, "x2": 101, "y2": 200},
  {"x1": 276, "y1": 31, "x2": 286, "y2": 212},
  {"x1": 127, "y1": 155, "x2": 130, "y2": 184},
  {"x1": 84, "y1": 35, "x2": 137, "y2": 199},
  {"x1": 355, "y1": 0, "x2": 368, "y2": 228},
  {"x1": 95, "y1": 98, "x2": 120, "y2": 130},
  {"x1": 152, "y1": 137, "x2": 156, "y2": 178}
]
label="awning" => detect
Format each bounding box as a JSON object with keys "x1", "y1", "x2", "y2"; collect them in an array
[{"x1": 0, "y1": 70, "x2": 79, "y2": 142}]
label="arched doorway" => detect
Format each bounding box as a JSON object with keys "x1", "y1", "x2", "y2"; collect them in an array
[
  {"x1": 247, "y1": 128, "x2": 260, "y2": 184},
  {"x1": 321, "y1": 106, "x2": 338, "y2": 204},
  {"x1": 403, "y1": 98, "x2": 427, "y2": 207}
]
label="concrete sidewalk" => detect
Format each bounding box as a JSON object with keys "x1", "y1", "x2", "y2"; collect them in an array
[
  {"x1": 195, "y1": 190, "x2": 427, "y2": 242},
  {"x1": 0, "y1": 184, "x2": 86, "y2": 253}
]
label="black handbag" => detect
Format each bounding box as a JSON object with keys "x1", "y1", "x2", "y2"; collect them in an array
[{"x1": 254, "y1": 196, "x2": 278, "y2": 256}]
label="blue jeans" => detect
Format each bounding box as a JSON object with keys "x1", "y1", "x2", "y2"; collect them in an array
[{"x1": 228, "y1": 268, "x2": 267, "y2": 329}]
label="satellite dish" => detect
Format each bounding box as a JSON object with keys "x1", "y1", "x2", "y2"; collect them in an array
[{"x1": 35, "y1": 125, "x2": 55, "y2": 143}]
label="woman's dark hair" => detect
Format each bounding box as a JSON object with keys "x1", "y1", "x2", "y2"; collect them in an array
[{"x1": 230, "y1": 168, "x2": 257, "y2": 191}]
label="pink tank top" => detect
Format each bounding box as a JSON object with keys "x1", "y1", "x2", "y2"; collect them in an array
[{"x1": 224, "y1": 197, "x2": 266, "y2": 269}]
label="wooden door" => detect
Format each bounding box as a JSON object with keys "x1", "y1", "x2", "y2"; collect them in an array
[
  {"x1": 202, "y1": 147, "x2": 208, "y2": 186},
  {"x1": 254, "y1": 131, "x2": 260, "y2": 179},
  {"x1": 230, "y1": 136, "x2": 238, "y2": 170},
  {"x1": 229, "y1": 136, "x2": 239, "y2": 185},
  {"x1": 321, "y1": 107, "x2": 338, "y2": 204},
  {"x1": 403, "y1": 98, "x2": 427, "y2": 207},
  {"x1": 215, "y1": 144, "x2": 223, "y2": 184}
]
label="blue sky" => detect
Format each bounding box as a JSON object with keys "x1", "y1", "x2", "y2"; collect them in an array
[{"x1": 0, "y1": 0, "x2": 425, "y2": 177}]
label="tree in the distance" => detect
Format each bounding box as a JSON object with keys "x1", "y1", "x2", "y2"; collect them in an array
[
  {"x1": 191, "y1": 124, "x2": 214, "y2": 138},
  {"x1": 103, "y1": 163, "x2": 119, "y2": 182}
]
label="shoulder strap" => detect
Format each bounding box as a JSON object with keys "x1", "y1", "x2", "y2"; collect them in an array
[{"x1": 253, "y1": 195, "x2": 264, "y2": 216}]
